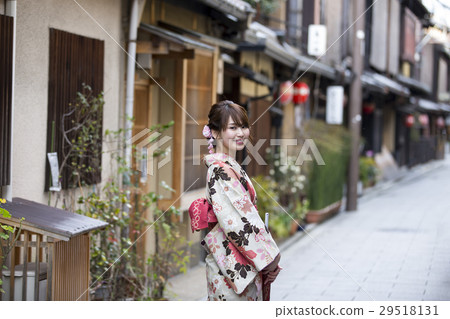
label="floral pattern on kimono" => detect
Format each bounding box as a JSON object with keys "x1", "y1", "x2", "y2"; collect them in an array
[{"x1": 202, "y1": 153, "x2": 280, "y2": 301}]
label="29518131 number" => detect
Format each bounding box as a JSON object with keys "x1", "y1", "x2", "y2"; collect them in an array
[{"x1": 380, "y1": 305, "x2": 439, "y2": 316}]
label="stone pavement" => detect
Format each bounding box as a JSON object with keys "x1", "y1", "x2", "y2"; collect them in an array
[
  {"x1": 165, "y1": 155, "x2": 450, "y2": 301},
  {"x1": 272, "y1": 155, "x2": 450, "y2": 301}
]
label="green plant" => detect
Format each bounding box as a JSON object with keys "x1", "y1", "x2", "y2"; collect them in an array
[
  {"x1": 266, "y1": 148, "x2": 307, "y2": 219},
  {"x1": 252, "y1": 174, "x2": 308, "y2": 239},
  {"x1": 293, "y1": 198, "x2": 309, "y2": 223},
  {"x1": 268, "y1": 210, "x2": 291, "y2": 239},
  {"x1": 359, "y1": 156, "x2": 379, "y2": 188},
  {"x1": 56, "y1": 87, "x2": 189, "y2": 300},
  {"x1": 243, "y1": 0, "x2": 279, "y2": 15},
  {"x1": 145, "y1": 205, "x2": 191, "y2": 300},
  {"x1": 252, "y1": 175, "x2": 280, "y2": 220},
  {"x1": 303, "y1": 119, "x2": 351, "y2": 211},
  {"x1": 53, "y1": 84, "x2": 104, "y2": 211},
  {"x1": 0, "y1": 199, "x2": 24, "y2": 294},
  {"x1": 75, "y1": 124, "x2": 190, "y2": 300}
]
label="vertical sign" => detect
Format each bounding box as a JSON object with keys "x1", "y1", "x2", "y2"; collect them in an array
[
  {"x1": 295, "y1": 105, "x2": 302, "y2": 129},
  {"x1": 308, "y1": 25, "x2": 327, "y2": 56},
  {"x1": 47, "y1": 152, "x2": 61, "y2": 191},
  {"x1": 326, "y1": 86, "x2": 344, "y2": 125}
]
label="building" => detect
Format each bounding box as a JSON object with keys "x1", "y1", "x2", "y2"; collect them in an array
[{"x1": 0, "y1": 0, "x2": 125, "y2": 203}]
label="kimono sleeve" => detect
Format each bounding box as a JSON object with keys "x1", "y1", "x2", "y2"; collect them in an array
[{"x1": 208, "y1": 164, "x2": 280, "y2": 272}]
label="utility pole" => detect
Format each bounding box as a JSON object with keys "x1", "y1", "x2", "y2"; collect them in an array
[{"x1": 346, "y1": 0, "x2": 365, "y2": 211}]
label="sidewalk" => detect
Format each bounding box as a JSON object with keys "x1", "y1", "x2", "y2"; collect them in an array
[{"x1": 165, "y1": 155, "x2": 449, "y2": 301}]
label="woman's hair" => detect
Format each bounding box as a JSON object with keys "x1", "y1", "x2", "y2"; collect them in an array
[{"x1": 207, "y1": 100, "x2": 250, "y2": 135}]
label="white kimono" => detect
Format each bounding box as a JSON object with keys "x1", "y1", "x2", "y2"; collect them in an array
[{"x1": 202, "y1": 153, "x2": 280, "y2": 301}]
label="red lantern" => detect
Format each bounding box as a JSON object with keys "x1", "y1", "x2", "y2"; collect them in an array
[
  {"x1": 405, "y1": 114, "x2": 414, "y2": 128},
  {"x1": 293, "y1": 82, "x2": 310, "y2": 104},
  {"x1": 437, "y1": 116, "x2": 445, "y2": 128},
  {"x1": 279, "y1": 81, "x2": 293, "y2": 106},
  {"x1": 362, "y1": 102, "x2": 375, "y2": 115},
  {"x1": 419, "y1": 114, "x2": 429, "y2": 126}
]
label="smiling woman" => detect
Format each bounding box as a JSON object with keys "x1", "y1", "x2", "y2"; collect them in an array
[
  {"x1": 207, "y1": 101, "x2": 251, "y2": 156},
  {"x1": 191, "y1": 101, "x2": 282, "y2": 301}
]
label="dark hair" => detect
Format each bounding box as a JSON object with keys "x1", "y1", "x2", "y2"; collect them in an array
[{"x1": 207, "y1": 100, "x2": 250, "y2": 135}]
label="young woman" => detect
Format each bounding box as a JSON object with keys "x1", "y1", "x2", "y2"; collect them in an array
[{"x1": 200, "y1": 100, "x2": 281, "y2": 301}]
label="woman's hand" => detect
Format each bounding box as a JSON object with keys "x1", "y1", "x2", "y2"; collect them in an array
[
  {"x1": 263, "y1": 265, "x2": 282, "y2": 285},
  {"x1": 262, "y1": 254, "x2": 282, "y2": 284}
]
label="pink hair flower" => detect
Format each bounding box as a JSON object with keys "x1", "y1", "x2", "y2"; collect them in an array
[{"x1": 203, "y1": 125, "x2": 212, "y2": 138}]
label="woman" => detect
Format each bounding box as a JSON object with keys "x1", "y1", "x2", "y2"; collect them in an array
[{"x1": 201, "y1": 100, "x2": 281, "y2": 301}]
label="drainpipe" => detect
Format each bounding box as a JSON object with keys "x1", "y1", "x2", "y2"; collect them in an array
[
  {"x1": 124, "y1": 0, "x2": 139, "y2": 184},
  {"x1": 5, "y1": 0, "x2": 16, "y2": 201}
]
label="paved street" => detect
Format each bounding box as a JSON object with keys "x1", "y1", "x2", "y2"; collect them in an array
[{"x1": 271, "y1": 157, "x2": 450, "y2": 301}]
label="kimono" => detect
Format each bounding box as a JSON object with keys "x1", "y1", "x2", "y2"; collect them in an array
[{"x1": 202, "y1": 153, "x2": 280, "y2": 301}]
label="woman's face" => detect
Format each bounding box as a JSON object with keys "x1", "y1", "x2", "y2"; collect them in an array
[{"x1": 214, "y1": 116, "x2": 250, "y2": 156}]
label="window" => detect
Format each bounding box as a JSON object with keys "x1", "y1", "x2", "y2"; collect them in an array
[
  {"x1": 46, "y1": 29, "x2": 104, "y2": 190},
  {"x1": 286, "y1": 0, "x2": 303, "y2": 48},
  {"x1": 0, "y1": 14, "x2": 13, "y2": 187}
]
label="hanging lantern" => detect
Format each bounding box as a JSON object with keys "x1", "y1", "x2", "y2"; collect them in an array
[
  {"x1": 279, "y1": 81, "x2": 293, "y2": 106},
  {"x1": 437, "y1": 116, "x2": 445, "y2": 128},
  {"x1": 405, "y1": 114, "x2": 414, "y2": 128},
  {"x1": 293, "y1": 82, "x2": 310, "y2": 104},
  {"x1": 362, "y1": 102, "x2": 375, "y2": 115},
  {"x1": 418, "y1": 114, "x2": 429, "y2": 126}
]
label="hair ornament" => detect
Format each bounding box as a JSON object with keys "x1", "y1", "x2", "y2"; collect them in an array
[
  {"x1": 203, "y1": 125, "x2": 215, "y2": 154},
  {"x1": 203, "y1": 125, "x2": 212, "y2": 138}
]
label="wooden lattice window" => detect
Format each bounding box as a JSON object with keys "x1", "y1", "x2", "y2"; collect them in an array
[
  {"x1": 0, "y1": 14, "x2": 13, "y2": 187},
  {"x1": 45, "y1": 29, "x2": 104, "y2": 190}
]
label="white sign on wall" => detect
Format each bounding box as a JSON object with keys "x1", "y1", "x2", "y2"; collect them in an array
[
  {"x1": 326, "y1": 86, "x2": 344, "y2": 125},
  {"x1": 47, "y1": 152, "x2": 61, "y2": 192},
  {"x1": 308, "y1": 25, "x2": 327, "y2": 56}
]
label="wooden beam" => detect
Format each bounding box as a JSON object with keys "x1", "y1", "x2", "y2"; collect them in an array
[
  {"x1": 171, "y1": 59, "x2": 187, "y2": 208},
  {"x1": 212, "y1": 48, "x2": 218, "y2": 104},
  {"x1": 47, "y1": 239, "x2": 53, "y2": 301},
  {"x1": 22, "y1": 231, "x2": 29, "y2": 300},
  {"x1": 154, "y1": 49, "x2": 195, "y2": 60},
  {"x1": 0, "y1": 218, "x2": 70, "y2": 241},
  {"x1": 9, "y1": 245, "x2": 15, "y2": 300},
  {"x1": 34, "y1": 234, "x2": 41, "y2": 301},
  {"x1": 136, "y1": 41, "x2": 169, "y2": 54},
  {"x1": 2, "y1": 241, "x2": 49, "y2": 248}
]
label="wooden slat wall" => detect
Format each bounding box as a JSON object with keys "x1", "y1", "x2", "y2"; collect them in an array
[
  {"x1": 46, "y1": 28, "x2": 104, "y2": 190},
  {"x1": 0, "y1": 230, "x2": 47, "y2": 301},
  {"x1": 184, "y1": 50, "x2": 214, "y2": 191},
  {"x1": 0, "y1": 14, "x2": 13, "y2": 186},
  {"x1": 52, "y1": 234, "x2": 90, "y2": 301}
]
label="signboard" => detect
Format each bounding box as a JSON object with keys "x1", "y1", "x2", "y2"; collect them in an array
[
  {"x1": 308, "y1": 25, "x2": 327, "y2": 56},
  {"x1": 326, "y1": 86, "x2": 344, "y2": 125}
]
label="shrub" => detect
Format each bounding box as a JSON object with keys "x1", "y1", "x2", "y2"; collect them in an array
[{"x1": 303, "y1": 119, "x2": 351, "y2": 211}]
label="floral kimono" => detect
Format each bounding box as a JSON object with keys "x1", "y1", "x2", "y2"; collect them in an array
[{"x1": 202, "y1": 153, "x2": 280, "y2": 301}]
